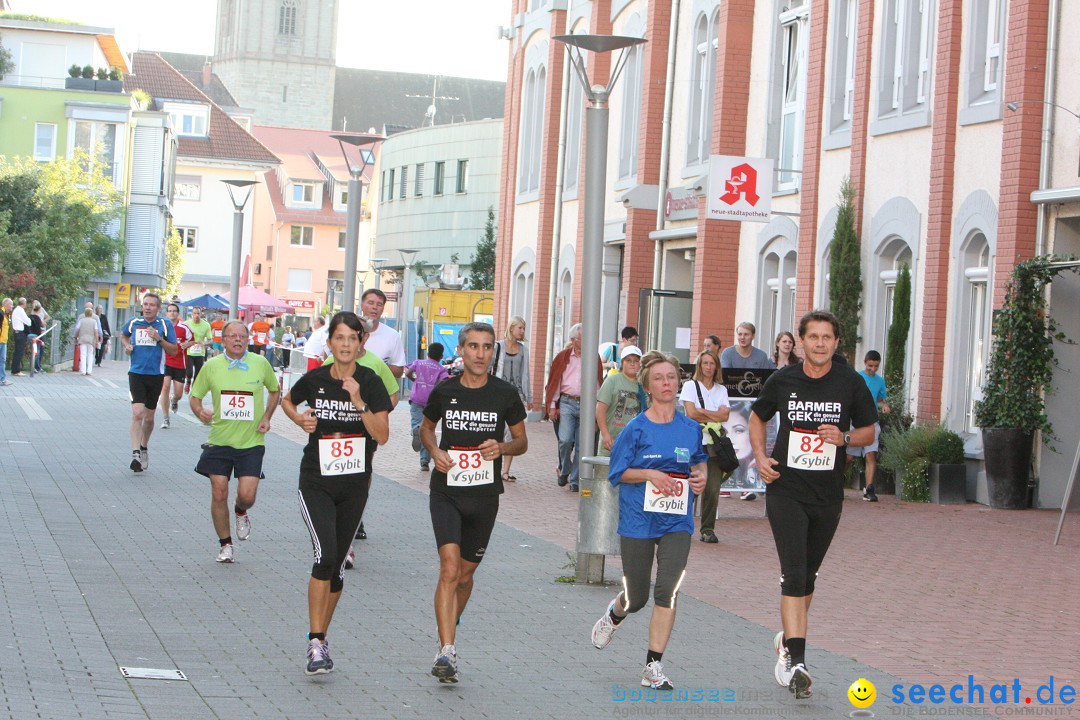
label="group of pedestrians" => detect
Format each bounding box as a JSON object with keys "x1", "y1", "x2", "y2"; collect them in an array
[
  {"x1": 1, "y1": 297, "x2": 51, "y2": 379},
  {"x1": 105, "y1": 289, "x2": 880, "y2": 700}
]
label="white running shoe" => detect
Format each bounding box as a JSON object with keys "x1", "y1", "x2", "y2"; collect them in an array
[
  {"x1": 129, "y1": 451, "x2": 143, "y2": 473},
  {"x1": 160, "y1": 416, "x2": 170, "y2": 429},
  {"x1": 431, "y1": 644, "x2": 458, "y2": 683},
  {"x1": 773, "y1": 631, "x2": 791, "y2": 687},
  {"x1": 216, "y1": 543, "x2": 234, "y2": 563},
  {"x1": 235, "y1": 513, "x2": 251, "y2": 541},
  {"x1": 641, "y1": 660, "x2": 674, "y2": 690},
  {"x1": 344, "y1": 547, "x2": 356, "y2": 570},
  {"x1": 789, "y1": 663, "x2": 812, "y2": 699},
  {"x1": 305, "y1": 639, "x2": 331, "y2": 675},
  {"x1": 140, "y1": 448, "x2": 149, "y2": 471},
  {"x1": 591, "y1": 601, "x2": 620, "y2": 649}
]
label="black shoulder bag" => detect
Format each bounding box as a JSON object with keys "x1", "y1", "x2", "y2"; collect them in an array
[{"x1": 695, "y1": 381, "x2": 740, "y2": 473}]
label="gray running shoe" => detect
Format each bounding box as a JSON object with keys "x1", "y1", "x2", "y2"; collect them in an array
[
  {"x1": 160, "y1": 416, "x2": 170, "y2": 429},
  {"x1": 140, "y1": 448, "x2": 149, "y2": 470},
  {"x1": 431, "y1": 644, "x2": 458, "y2": 683},
  {"x1": 130, "y1": 451, "x2": 143, "y2": 473},
  {"x1": 412, "y1": 426, "x2": 422, "y2": 452},
  {"x1": 591, "y1": 601, "x2": 620, "y2": 649},
  {"x1": 171, "y1": 399, "x2": 179, "y2": 413},
  {"x1": 235, "y1": 513, "x2": 251, "y2": 541},
  {"x1": 305, "y1": 639, "x2": 331, "y2": 675}
]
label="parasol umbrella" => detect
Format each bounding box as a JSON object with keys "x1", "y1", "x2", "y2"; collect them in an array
[{"x1": 220, "y1": 286, "x2": 291, "y2": 315}]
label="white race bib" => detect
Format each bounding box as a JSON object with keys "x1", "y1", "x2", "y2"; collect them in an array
[
  {"x1": 643, "y1": 475, "x2": 690, "y2": 515},
  {"x1": 220, "y1": 391, "x2": 255, "y2": 422},
  {"x1": 786, "y1": 430, "x2": 837, "y2": 471},
  {"x1": 318, "y1": 435, "x2": 367, "y2": 476},
  {"x1": 256, "y1": 332, "x2": 267, "y2": 344},
  {"x1": 446, "y1": 446, "x2": 495, "y2": 487},
  {"x1": 135, "y1": 328, "x2": 158, "y2": 346}
]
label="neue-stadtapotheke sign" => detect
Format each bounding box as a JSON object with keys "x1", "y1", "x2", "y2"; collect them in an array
[{"x1": 706, "y1": 155, "x2": 773, "y2": 223}]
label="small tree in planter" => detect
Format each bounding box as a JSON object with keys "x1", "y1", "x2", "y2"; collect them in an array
[
  {"x1": 95, "y1": 67, "x2": 108, "y2": 80},
  {"x1": 974, "y1": 256, "x2": 1078, "y2": 508},
  {"x1": 81, "y1": 64, "x2": 94, "y2": 79},
  {"x1": 68, "y1": 64, "x2": 82, "y2": 78},
  {"x1": 828, "y1": 177, "x2": 862, "y2": 363},
  {"x1": 108, "y1": 66, "x2": 123, "y2": 81}
]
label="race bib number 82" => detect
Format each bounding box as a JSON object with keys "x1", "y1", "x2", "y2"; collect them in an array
[{"x1": 787, "y1": 430, "x2": 837, "y2": 471}]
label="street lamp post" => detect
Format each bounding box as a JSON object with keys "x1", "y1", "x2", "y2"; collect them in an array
[
  {"x1": 370, "y1": 257, "x2": 389, "y2": 291},
  {"x1": 221, "y1": 180, "x2": 258, "y2": 321},
  {"x1": 554, "y1": 32, "x2": 646, "y2": 583},
  {"x1": 398, "y1": 249, "x2": 419, "y2": 360},
  {"x1": 330, "y1": 134, "x2": 379, "y2": 313}
]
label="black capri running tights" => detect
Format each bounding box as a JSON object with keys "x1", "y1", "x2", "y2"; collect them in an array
[
  {"x1": 619, "y1": 532, "x2": 691, "y2": 613},
  {"x1": 765, "y1": 495, "x2": 842, "y2": 597},
  {"x1": 298, "y1": 476, "x2": 370, "y2": 593}
]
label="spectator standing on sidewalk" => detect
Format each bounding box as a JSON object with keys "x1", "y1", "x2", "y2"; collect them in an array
[
  {"x1": 420, "y1": 322, "x2": 528, "y2": 684},
  {"x1": 848, "y1": 350, "x2": 890, "y2": 502},
  {"x1": 590, "y1": 350, "x2": 708, "y2": 691},
  {"x1": 404, "y1": 342, "x2": 449, "y2": 472},
  {"x1": 773, "y1": 331, "x2": 801, "y2": 368},
  {"x1": 304, "y1": 315, "x2": 330, "y2": 371},
  {"x1": 121, "y1": 293, "x2": 178, "y2": 473},
  {"x1": 702, "y1": 335, "x2": 722, "y2": 355},
  {"x1": 29, "y1": 301, "x2": 48, "y2": 372},
  {"x1": 10, "y1": 297, "x2": 31, "y2": 376},
  {"x1": 0, "y1": 298, "x2": 12, "y2": 386},
  {"x1": 680, "y1": 349, "x2": 734, "y2": 543},
  {"x1": 491, "y1": 316, "x2": 532, "y2": 482},
  {"x1": 359, "y1": 289, "x2": 407, "y2": 378},
  {"x1": 544, "y1": 323, "x2": 602, "y2": 492},
  {"x1": 189, "y1": 320, "x2": 280, "y2": 563},
  {"x1": 282, "y1": 311, "x2": 391, "y2": 675},
  {"x1": 74, "y1": 308, "x2": 102, "y2": 376},
  {"x1": 95, "y1": 305, "x2": 111, "y2": 366},
  {"x1": 159, "y1": 302, "x2": 194, "y2": 429},
  {"x1": 751, "y1": 310, "x2": 877, "y2": 700},
  {"x1": 720, "y1": 322, "x2": 775, "y2": 370},
  {"x1": 596, "y1": 345, "x2": 645, "y2": 457}
]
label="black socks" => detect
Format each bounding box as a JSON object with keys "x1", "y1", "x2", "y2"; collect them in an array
[
  {"x1": 647, "y1": 649, "x2": 663, "y2": 665},
  {"x1": 219, "y1": 537, "x2": 232, "y2": 547},
  {"x1": 786, "y1": 637, "x2": 806, "y2": 666}
]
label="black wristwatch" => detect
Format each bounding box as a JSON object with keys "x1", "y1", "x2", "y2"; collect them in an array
[{"x1": 844, "y1": 432, "x2": 852, "y2": 446}]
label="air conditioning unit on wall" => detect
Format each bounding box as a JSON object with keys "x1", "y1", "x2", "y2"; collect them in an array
[{"x1": 254, "y1": 263, "x2": 262, "y2": 275}]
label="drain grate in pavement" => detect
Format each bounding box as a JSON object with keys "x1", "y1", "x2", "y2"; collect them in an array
[{"x1": 119, "y1": 667, "x2": 188, "y2": 681}]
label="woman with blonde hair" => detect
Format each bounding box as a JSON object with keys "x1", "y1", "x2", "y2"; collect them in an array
[
  {"x1": 491, "y1": 316, "x2": 531, "y2": 481},
  {"x1": 590, "y1": 351, "x2": 708, "y2": 690},
  {"x1": 680, "y1": 349, "x2": 731, "y2": 541}
]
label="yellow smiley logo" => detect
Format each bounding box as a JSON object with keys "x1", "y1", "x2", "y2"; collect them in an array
[{"x1": 848, "y1": 678, "x2": 876, "y2": 708}]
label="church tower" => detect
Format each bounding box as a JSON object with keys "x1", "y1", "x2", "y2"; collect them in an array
[{"x1": 213, "y1": 0, "x2": 337, "y2": 129}]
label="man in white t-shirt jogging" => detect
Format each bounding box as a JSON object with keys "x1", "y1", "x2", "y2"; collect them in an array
[{"x1": 359, "y1": 289, "x2": 406, "y2": 378}]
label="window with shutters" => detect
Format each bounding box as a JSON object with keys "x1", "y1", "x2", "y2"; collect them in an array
[
  {"x1": 288, "y1": 268, "x2": 312, "y2": 292},
  {"x1": 960, "y1": 0, "x2": 1006, "y2": 125},
  {"x1": 825, "y1": 0, "x2": 857, "y2": 147},
  {"x1": 414, "y1": 163, "x2": 425, "y2": 196},
  {"x1": 686, "y1": 6, "x2": 720, "y2": 168},
  {"x1": 872, "y1": 0, "x2": 935, "y2": 135},
  {"x1": 399, "y1": 166, "x2": 408, "y2": 199}
]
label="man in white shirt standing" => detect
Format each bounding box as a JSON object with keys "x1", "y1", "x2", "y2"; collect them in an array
[
  {"x1": 10, "y1": 298, "x2": 31, "y2": 376},
  {"x1": 359, "y1": 289, "x2": 407, "y2": 378},
  {"x1": 304, "y1": 315, "x2": 330, "y2": 372}
]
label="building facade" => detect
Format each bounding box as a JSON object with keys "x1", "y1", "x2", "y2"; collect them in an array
[{"x1": 496, "y1": 0, "x2": 1076, "y2": 507}]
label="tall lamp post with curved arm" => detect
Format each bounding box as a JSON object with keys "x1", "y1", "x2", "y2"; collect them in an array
[
  {"x1": 221, "y1": 179, "x2": 258, "y2": 321},
  {"x1": 330, "y1": 134, "x2": 379, "y2": 313}
]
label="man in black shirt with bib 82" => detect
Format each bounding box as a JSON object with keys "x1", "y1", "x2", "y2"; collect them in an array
[
  {"x1": 420, "y1": 322, "x2": 528, "y2": 684},
  {"x1": 751, "y1": 310, "x2": 877, "y2": 700}
]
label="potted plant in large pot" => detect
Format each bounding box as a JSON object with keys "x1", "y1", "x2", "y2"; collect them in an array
[{"x1": 974, "y1": 256, "x2": 1078, "y2": 509}]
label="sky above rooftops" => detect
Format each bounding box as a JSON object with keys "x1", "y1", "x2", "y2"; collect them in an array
[{"x1": 20, "y1": 0, "x2": 511, "y2": 82}]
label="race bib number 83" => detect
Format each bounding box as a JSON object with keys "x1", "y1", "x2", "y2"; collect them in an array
[
  {"x1": 447, "y1": 446, "x2": 495, "y2": 487},
  {"x1": 787, "y1": 430, "x2": 837, "y2": 471}
]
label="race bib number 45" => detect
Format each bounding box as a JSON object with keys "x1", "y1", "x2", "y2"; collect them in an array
[
  {"x1": 319, "y1": 435, "x2": 367, "y2": 476},
  {"x1": 644, "y1": 474, "x2": 689, "y2": 515},
  {"x1": 220, "y1": 391, "x2": 255, "y2": 422},
  {"x1": 446, "y1": 446, "x2": 495, "y2": 487},
  {"x1": 787, "y1": 430, "x2": 837, "y2": 471}
]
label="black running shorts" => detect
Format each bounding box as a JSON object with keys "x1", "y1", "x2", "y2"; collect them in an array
[
  {"x1": 164, "y1": 365, "x2": 186, "y2": 382},
  {"x1": 429, "y1": 490, "x2": 500, "y2": 564},
  {"x1": 128, "y1": 372, "x2": 166, "y2": 408},
  {"x1": 195, "y1": 444, "x2": 266, "y2": 480}
]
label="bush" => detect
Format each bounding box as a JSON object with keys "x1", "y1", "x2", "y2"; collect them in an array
[
  {"x1": 95, "y1": 67, "x2": 107, "y2": 80},
  {"x1": 81, "y1": 64, "x2": 94, "y2": 79},
  {"x1": 108, "y1": 66, "x2": 123, "y2": 81},
  {"x1": 68, "y1": 63, "x2": 82, "y2": 78},
  {"x1": 880, "y1": 423, "x2": 964, "y2": 503}
]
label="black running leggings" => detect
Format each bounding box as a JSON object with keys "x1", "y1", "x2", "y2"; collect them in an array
[
  {"x1": 765, "y1": 495, "x2": 842, "y2": 597},
  {"x1": 619, "y1": 532, "x2": 691, "y2": 612},
  {"x1": 298, "y1": 475, "x2": 370, "y2": 593}
]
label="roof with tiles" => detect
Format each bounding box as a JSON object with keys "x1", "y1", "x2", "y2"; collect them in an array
[{"x1": 124, "y1": 52, "x2": 278, "y2": 166}]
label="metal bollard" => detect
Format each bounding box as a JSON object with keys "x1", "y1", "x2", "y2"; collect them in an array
[{"x1": 576, "y1": 456, "x2": 620, "y2": 584}]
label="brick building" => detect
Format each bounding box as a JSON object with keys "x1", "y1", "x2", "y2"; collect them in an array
[{"x1": 495, "y1": 0, "x2": 1080, "y2": 507}]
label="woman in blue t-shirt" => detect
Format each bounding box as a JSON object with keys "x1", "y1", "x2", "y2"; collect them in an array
[{"x1": 589, "y1": 351, "x2": 708, "y2": 691}]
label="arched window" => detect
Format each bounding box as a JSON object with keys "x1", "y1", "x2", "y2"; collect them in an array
[
  {"x1": 517, "y1": 46, "x2": 547, "y2": 196},
  {"x1": 758, "y1": 237, "x2": 798, "y2": 345},
  {"x1": 278, "y1": 0, "x2": 298, "y2": 36},
  {"x1": 513, "y1": 263, "x2": 535, "y2": 329},
  {"x1": 873, "y1": 236, "x2": 913, "y2": 359},
  {"x1": 686, "y1": 7, "x2": 720, "y2": 167},
  {"x1": 617, "y1": 14, "x2": 644, "y2": 181},
  {"x1": 957, "y1": 233, "x2": 991, "y2": 432},
  {"x1": 564, "y1": 62, "x2": 584, "y2": 192}
]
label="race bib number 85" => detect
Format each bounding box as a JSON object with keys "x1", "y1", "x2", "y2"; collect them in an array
[
  {"x1": 318, "y1": 435, "x2": 367, "y2": 476},
  {"x1": 447, "y1": 446, "x2": 495, "y2": 487},
  {"x1": 220, "y1": 391, "x2": 254, "y2": 422},
  {"x1": 787, "y1": 430, "x2": 837, "y2": 471},
  {"x1": 644, "y1": 475, "x2": 689, "y2": 515}
]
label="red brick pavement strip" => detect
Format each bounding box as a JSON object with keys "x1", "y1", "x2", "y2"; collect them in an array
[{"x1": 306, "y1": 403, "x2": 1080, "y2": 697}]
